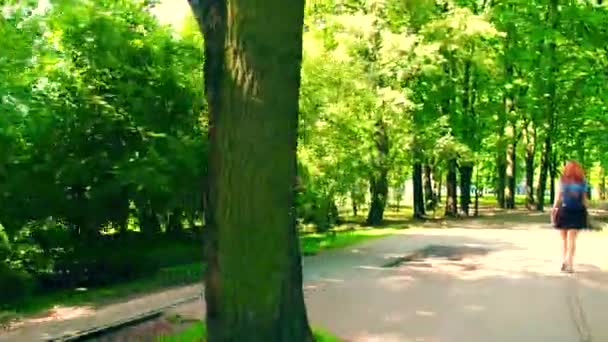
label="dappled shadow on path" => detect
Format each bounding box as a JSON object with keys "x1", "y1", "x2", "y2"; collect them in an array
[{"x1": 304, "y1": 231, "x2": 608, "y2": 342}]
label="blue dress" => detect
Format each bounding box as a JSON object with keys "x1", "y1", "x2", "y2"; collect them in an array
[{"x1": 555, "y1": 181, "x2": 588, "y2": 229}]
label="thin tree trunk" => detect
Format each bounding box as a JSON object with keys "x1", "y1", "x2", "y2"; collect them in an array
[
  {"x1": 537, "y1": 0, "x2": 559, "y2": 211},
  {"x1": 137, "y1": 200, "x2": 161, "y2": 236},
  {"x1": 423, "y1": 163, "x2": 435, "y2": 210},
  {"x1": 523, "y1": 122, "x2": 536, "y2": 209},
  {"x1": 550, "y1": 153, "x2": 558, "y2": 204},
  {"x1": 505, "y1": 139, "x2": 518, "y2": 209},
  {"x1": 413, "y1": 161, "x2": 425, "y2": 219},
  {"x1": 600, "y1": 167, "x2": 606, "y2": 200},
  {"x1": 496, "y1": 156, "x2": 506, "y2": 208},
  {"x1": 459, "y1": 164, "x2": 473, "y2": 216},
  {"x1": 351, "y1": 191, "x2": 358, "y2": 217},
  {"x1": 537, "y1": 136, "x2": 552, "y2": 211},
  {"x1": 189, "y1": 0, "x2": 314, "y2": 340},
  {"x1": 474, "y1": 164, "x2": 480, "y2": 216},
  {"x1": 166, "y1": 209, "x2": 184, "y2": 235},
  {"x1": 436, "y1": 169, "x2": 442, "y2": 204},
  {"x1": 445, "y1": 159, "x2": 458, "y2": 217},
  {"x1": 496, "y1": 8, "x2": 515, "y2": 210}
]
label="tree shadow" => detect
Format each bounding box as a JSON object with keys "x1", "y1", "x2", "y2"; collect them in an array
[{"x1": 303, "y1": 232, "x2": 608, "y2": 342}]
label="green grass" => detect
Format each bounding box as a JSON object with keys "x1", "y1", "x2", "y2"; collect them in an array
[
  {"x1": 300, "y1": 227, "x2": 403, "y2": 256},
  {"x1": 156, "y1": 321, "x2": 341, "y2": 342},
  {"x1": 157, "y1": 320, "x2": 207, "y2": 342},
  {"x1": 477, "y1": 194, "x2": 527, "y2": 206}
]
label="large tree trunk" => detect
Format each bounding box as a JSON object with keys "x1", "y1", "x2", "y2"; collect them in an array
[
  {"x1": 445, "y1": 159, "x2": 458, "y2": 217},
  {"x1": 366, "y1": 120, "x2": 389, "y2": 226},
  {"x1": 423, "y1": 163, "x2": 435, "y2": 211},
  {"x1": 366, "y1": 171, "x2": 388, "y2": 225},
  {"x1": 413, "y1": 161, "x2": 425, "y2": 219},
  {"x1": 523, "y1": 122, "x2": 536, "y2": 209},
  {"x1": 459, "y1": 163, "x2": 473, "y2": 216},
  {"x1": 190, "y1": 0, "x2": 313, "y2": 340}
]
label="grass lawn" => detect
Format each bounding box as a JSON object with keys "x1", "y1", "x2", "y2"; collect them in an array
[
  {"x1": 156, "y1": 320, "x2": 341, "y2": 342},
  {"x1": 477, "y1": 194, "x2": 527, "y2": 206},
  {"x1": 1, "y1": 226, "x2": 403, "y2": 326},
  {"x1": 300, "y1": 227, "x2": 404, "y2": 256}
]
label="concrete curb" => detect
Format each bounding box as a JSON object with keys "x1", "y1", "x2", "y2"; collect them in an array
[{"x1": 44, "y1": 292, "x2": 203, "y2": 341}]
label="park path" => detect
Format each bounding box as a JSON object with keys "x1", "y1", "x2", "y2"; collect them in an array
[{"x1": 2, "y1": 210, "x2": 608, "y2": 341}]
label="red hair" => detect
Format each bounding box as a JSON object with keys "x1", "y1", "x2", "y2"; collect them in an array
[{"x1": 561, "y1": 160, "x2": 585, "y2": 183}]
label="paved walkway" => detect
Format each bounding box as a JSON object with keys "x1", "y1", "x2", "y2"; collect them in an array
[{"x1": 2, "y1": 211, "x2": 608, "y2": 341}]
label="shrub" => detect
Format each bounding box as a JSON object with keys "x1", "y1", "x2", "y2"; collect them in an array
[{"x1": 0, "y1": 263, "x2": 34, "y2": 307}]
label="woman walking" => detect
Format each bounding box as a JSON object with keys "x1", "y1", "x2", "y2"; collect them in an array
[{"x1": 551, "y1": 160, "x2": 589, "y2": 273}]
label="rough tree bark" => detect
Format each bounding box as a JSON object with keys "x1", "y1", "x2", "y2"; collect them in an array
[{"x1": 188, "y1": 0, "x2": 314, "y2": 340}]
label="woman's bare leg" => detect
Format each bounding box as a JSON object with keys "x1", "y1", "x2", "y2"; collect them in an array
[
  {"x1": 560, "y1": 229, "x2": 568, "y2": 264},
  {"x1": 566, "y1": 229, "x2": 578, "y2": 269}
]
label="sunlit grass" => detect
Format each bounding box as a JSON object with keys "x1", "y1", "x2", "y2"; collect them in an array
[
  {"x1": 156, "y1": 321, "x2": 341, "y2": 342},
  {"x1": 300, "y1": 227, "x2": 404, "y2": 256},
  {"x1": 157, "y1": 320, "x2": 206, "y2": 342},
  {"x1": 476, "y1": 194, "x2": 528, "y2": 206}
]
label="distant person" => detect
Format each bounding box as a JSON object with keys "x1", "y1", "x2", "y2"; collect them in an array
[{"x1": 551, "y1": 160, "x2": 589, "y2": 273}]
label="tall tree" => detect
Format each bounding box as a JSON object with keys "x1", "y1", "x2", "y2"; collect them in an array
[
  {"x1": 188, "y1": 0, "x2": 313, "y2": 340},
  {"x1": 536, "y1": 0, "x2": 559, "y2": 211}
]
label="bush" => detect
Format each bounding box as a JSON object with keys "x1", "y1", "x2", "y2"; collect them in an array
[
  {"x1": 30, "y1": 234, "x2": 203, "y2": 291},
  {"x1": 0, "y1": 263, "x2": 34, "y2": 307}
]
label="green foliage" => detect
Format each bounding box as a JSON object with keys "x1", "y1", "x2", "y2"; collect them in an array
[
  {"x1": 0, "y1": 0, "x2": 205, "y2": 239},
  {"x1": 0, "y1": 0, "x2": 206, "y2": 304},
  {"x1": 296, "y1": 0, "x2": 608, "y2": 224}
]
